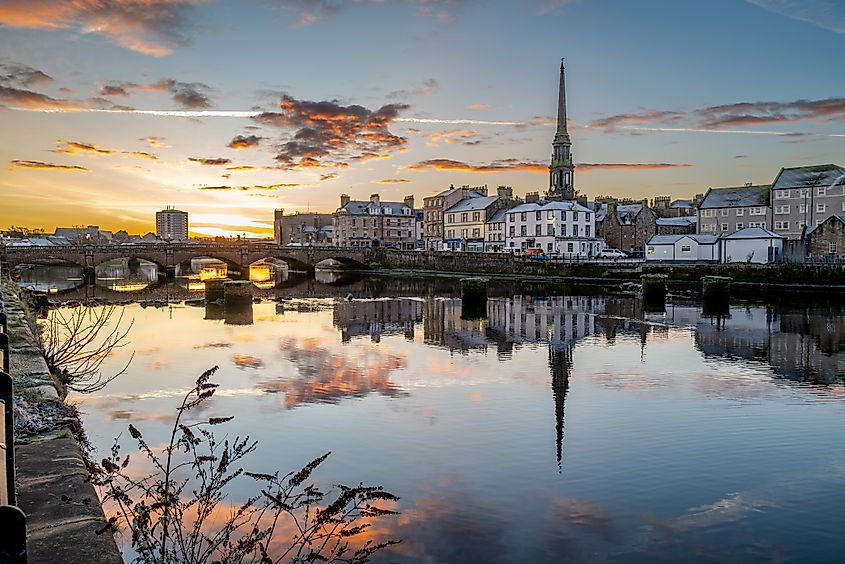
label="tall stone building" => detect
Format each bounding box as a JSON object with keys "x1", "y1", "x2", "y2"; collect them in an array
[
  {"x1": 155, "y1": 207, "x2": 188, "y2": 241},
  {"x1": 769, "y1": 164, "x2": 845, "y2": 239},
  {"x1": 595, "y1": 200, "x2": 658, "y2": 255},
  {"x1": 274, "y1": 209, "x2": 333, "y2": 246},
  {"x1": 422, "y1": 185, "x2": 487, "y2": 250},
  {"x1": 332, "y1": 193, "x2": 417, "y2": 249},
  {"x1": 548, "y1": 59, "x2": 575, "y2": 201}
]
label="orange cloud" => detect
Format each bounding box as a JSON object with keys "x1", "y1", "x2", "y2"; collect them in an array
[
  {"x1": 225, "y1": 165, "x2": 257, "y2": 171},
  {"x1": 466, "y1": 102, "x2": 491, "y2": 110},
  {"x1": 375, "y1": 178, "x2": 411, "y2": 184},
  {"x1": 9, "y1": 159, "x2": 89, "y2": 171},
  {"x1": 576, "y1": 162, "x2": 693, "y2": 172},
  {"x1": 121, "y1": 151, "x2": 159, "y2": 160},
  {"x1": 0, "y1": 0, "x2": 205, "y2": 56},
  {"x1": 408, "y1": 158, "x2": 547, "y2": 174},
  {"x1": 188, "y1": 157, "x2": 231, "y2": 166},
  {"x1": 227, "y1": 134, "x2": 263, "y2": 150},
  {"x1": 52, "y1": 140, "x2": 114, "y2": 155},
  {"x1": 139, "y1": 136, "x2": 170, "y2": 148}
]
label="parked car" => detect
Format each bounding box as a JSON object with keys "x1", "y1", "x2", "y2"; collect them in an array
[
  {"x1": 599, "y1": 248, "x2": 627, "y2": 259},
  {"x1": 524, "y1": 248, "x2": 545, "y2": 258}
]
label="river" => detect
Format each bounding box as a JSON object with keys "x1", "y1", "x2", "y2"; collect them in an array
[{"x1": 19, "y1": 262, "x2": 845, "y2": 562}]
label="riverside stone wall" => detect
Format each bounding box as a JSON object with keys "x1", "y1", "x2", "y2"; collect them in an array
[{"x1": 1, "y1": 279, "x2": 122, "y2": 564}]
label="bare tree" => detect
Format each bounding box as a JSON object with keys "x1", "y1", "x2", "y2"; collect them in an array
[
  {"x1": 92, "y1": 367, "x2": 401, "y2": 563},
  {"x1": 36, "y1": 302, "x2": 134, "y2": 394}
]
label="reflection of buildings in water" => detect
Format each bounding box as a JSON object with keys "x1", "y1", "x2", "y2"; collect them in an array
[
  {"x1": 423, "y1": 299, "x2": 488, "y2": 351},
  {"x1": 315, "y1": 268, "x2": 343, "y2": 285},
  {"x1": 249, "y1": 262, "x2": 288, "y2": 290},
  {"x1": 17, "y1": 264, "x2": 84, "y2": 292},
  {"x1": 95, "y1": 259, "x2": 159, "y2": 292},
  {"x1": 694, "y1": 305, "x2": 845, "y2": 384},
  {"x1": 333, "y1": 298, "x2": 422, "y2": 342}
]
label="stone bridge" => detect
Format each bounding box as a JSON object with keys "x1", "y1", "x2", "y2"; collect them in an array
[{"x1": 1, "y1": 243, "x2": 374, "y2": 273}]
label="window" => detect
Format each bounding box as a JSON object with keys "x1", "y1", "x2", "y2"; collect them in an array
[
  {"x1": 521, "y1": 212, "x2": 527, "y2": 221},
  {"x1": 520, "y1": 225, "x2": 527, "y2": 236},
  {"x1": 775, "y1": 190, "x2": 790, "y2": 199},
  {"x1": 472, "y1": 228, "x2": 480, "y2": 238},
  {"x1": 701, "y1": 223, "x2": 716, "y2": 232},
  {"x1": 447, "y1": 230, "x2": 454, "y2": 238},
  {"x1": 461, "y1": 213, "x2": 468, "y2": 222},
  {"x1": 750, "y1": 207, "x2": 765, "y2": 215},
  {"x1": 548, "y1": 226, "x2": 555, "y2": 236},
  {"x1": 461, "y1": 229, "x2": 468, "y2": 238},
  {"x1": 774, "y1": 221, "x2": 789, "y2": 230},
  {"x1": 573, "y1": 212, "x2": 579, "y2": 221},
  {"x1": 817, "y1": 186, "x2": 826, "y2": 196},
  {"x1": 680, "y1": 245, "x2": 691, "y2": 253},
  {"x1": 830, "y1": 241, "x2": 838, "y2": 254},
  {"x1": 509, "y1": 226, "x2": 515, "y2": 236},
  {"x1": 736, "y1": 208, "x2": 744, "y2": 216},
  {"x1": 721, "y1": 209, "x2": 729, "y2": 217},
  {"x1": 586, "y1": 225, "x2": 591, "y2": 237},
  {"x1": 701, "y1": 210, "x2": 714, "y2": 218},
  {"x1": 799, "y1": 204, "x2": 807, "y2": 213},
  {"x1": 472, "y1": 212, "x2": 480, "y2": 222},
  {"x1": 547, "y1": 243, "x2": 554, "y2": 252},
  {"x1": 749, "y1": 221, "x2": 765, "y2": 228},
  {"x1": 535, "y1": 224, "x2": 542, "y2": 236},
  {"x1": 721, "y1": 223, "x2": 729, "y2": 231},
  {"x1": 536, "y1": 211, "x2": 542, "y2": 220},
  {"x1": 775, "y1": 205, "x2": 790, "y2": 214},
  {"x1": 817, "y1": 203, "x2": 826, "y2": 213},
  {"x1": 547, "y1": 211, "x2": 554, "y2": 220},
  {"x1": 567, "y1": 242, "x2": 574, "y2": 252},
  {"x1": 448, "y1": 214, "x2": 454, "y2": 223},
  {"x1": 797, "y1": 220, "x2": 806, "y2": 229},
  {"x1": 736, "y1": 223, "x2": 744, "y2": 229}
]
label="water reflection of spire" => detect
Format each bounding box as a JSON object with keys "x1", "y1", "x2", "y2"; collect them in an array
[{"x1": 549, "y1": 341, "x2": 572, "y2": 471}]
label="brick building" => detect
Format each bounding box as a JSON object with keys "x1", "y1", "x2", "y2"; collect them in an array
[
  {"x1": 805, "y1": 215, "x2": 845, "y2": 259},
  {"x1": 594, "y1": 200, "x2": 657, "y2": 255},
  {"x1": 332, "y1": 194, "x2": 417, "y2": 249},
  {"x1": 422, "y1": 185, "x2": 487, "y2": 250},
  {"x1": 273, "y1": 210, "x2": 333, "y2": 246}
]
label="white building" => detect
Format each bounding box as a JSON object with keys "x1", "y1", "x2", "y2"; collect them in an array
[
  {"x1": 645, "y1": 234, "x2": 720, "y2": 262},
  {"x1": 505, "y1": 200, "x2": 602, "y2": 257},
  {"x1": 156, "y1": 207, "x2": 189, "y2": 241},
  {"x1": 720, "y1": 227, "x2": 784, "y2": 264}
]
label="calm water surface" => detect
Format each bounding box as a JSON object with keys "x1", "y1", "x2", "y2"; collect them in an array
[{"x1": 31, "y1": 270, "x2": 845, "y2": 562}]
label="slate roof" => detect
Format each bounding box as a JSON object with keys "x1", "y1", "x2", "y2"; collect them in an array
[
  {"x1": 698, "y1": 184, "x2": 769, "y2": 209},
  {"x1": 721, "y1": 227, "x2": 784, "y2": 240},
  {"x1": 656, "y1": 216, "x2": 697, "y2": 227},
  {"x1": 341, "y1": 200, "x2": 411, "y2": 216},
  {"x1": 486, "y1": 209, "x2": 508, "y2": 224},
  {"x1": 804, "y1": 215, "x2": 845, "y2": 236},
  {"x1": 771, "y1": 164, "x2": 845, "y2": 190},
  {"x1": 444, "y1": 195, "x2": 499, "y2": 213},
  {"x1": 670, "y1": 199, "x2": 694, "y2": 209},
  {"x1": 507, "y1": 200, "x2": 592, "y2": 215},
  {"x1": 595, "y1": 203, "x2": 642, "y2": 225},
  {"x1": 648, "y1": 234, "x2": 719, "y2": 245}
]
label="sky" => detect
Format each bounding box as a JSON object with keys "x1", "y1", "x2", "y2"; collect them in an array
[{"x1": 1, "y1": 0, "x2": 844, "y2": 237}]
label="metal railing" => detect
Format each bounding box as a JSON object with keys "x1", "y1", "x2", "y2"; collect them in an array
[{"x1": 0, "y1": 291, "x2": 27, "y2": 563}]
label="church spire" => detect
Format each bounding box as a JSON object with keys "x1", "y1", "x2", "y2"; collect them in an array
[
  {"x1": 555, "y1": 58, "x2": 571, "y2": 145},
  {"x1": 549, "y1": 58, "x2": 575, "y2": 200}
]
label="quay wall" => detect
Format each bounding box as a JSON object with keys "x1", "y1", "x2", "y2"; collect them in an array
[{"x1": 1, "y1": 279, "x2": 122, "y2": 564}]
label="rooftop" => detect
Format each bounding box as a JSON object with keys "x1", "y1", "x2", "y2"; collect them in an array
[
  {"x1": 648, "y1": 234, "x2": 719, "y2": 245},
  {"x1": 444, "y1": 195, "x2": 499, "y2": 213},
  {"x1": 698, "y1": 184, "x2": 769, "y2": 209},
  {"x1": 656, "y1": 216, "x2": 697, "y2": 226},
  {"x1": 722, "y1": 227, "x2": 784, "y2": 239},
  {"x1": 771, "y1": 164, "x2": 845, "y2": 190}
]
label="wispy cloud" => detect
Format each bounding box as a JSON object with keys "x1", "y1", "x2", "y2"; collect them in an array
[
  {"x1": 198, "y1": 183, "x2": 303, "y2": 191},
  {"x1": 387, "y1": 78, "x2": 439, "y2": 100},
  {"x1": 121, "y1": 151, "x2": 159, "y2": 160},
  {"x1": 99, "y1": 78, "x2": 213, "y2": 108},
  {"x1": 375, "y1": 178, "x2": 411, "y2": 184},
  {"x1": 746, "y1": 0, "x2": 845, "y2": 34},
  {"x1": 466, "y1": 102, "x2": 491, "y2": 110},
  {"x1": 408, "y1": 158, "x2": 548, "y2": 173},
  {"x1": 52, "y1": 140, "x2": 114, "y2": 155},
  {"x1": 0, "y1": 61, "x2": 80, "y2": 109},
  {"x1": 577, "y1": 162, "x2": 692, "y2": 172},
  {"x1": 407, "y1": 127, "x2": 485, "y2": 146},
  {"x1": 0, "y1": 0, "x2": 205, "y2": 56},
  {"x1": 9, "y1": 159, "x2": 88, "y2": 171},
  {"x1": 188, "y1": 157, "x2": 231, "y2": 165},
  {"x1": 139, "y1": 136, "x2": 170, "y2": 148}
]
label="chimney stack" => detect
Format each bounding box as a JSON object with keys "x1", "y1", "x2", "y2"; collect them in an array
[
  {"x1": 404, "y1": 195, "x2": 415, "y2": 210},
  {"x1": 497, "y1": 185, "x2": 513, "y2": 201},
  {"x1": 370, "y1": 193, "x2": 380, "y2": 206},
  {"x1": 340, "y1": 194, "x2": 350, "y2": 208}
]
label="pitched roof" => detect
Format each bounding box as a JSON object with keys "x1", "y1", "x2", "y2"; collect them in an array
[
  {"x1": 341, "y1": 199, "x2": 410, "y2": 216},
  {"x1": 647, "y1": 234, "x2": 719, "y2": 245},
  {"x1": 772, "y1": 164, "x2": 845, "y2": 190},
  {"x1": 670, "y1": 199, "x2": 694, "y2": 209},
  {"x1": 721, "y1": 227, "x2": 784, "y2": 240},
  {"x1": 487, "y1": 209, "x2": 508, "y2": 224},
  {"x1": 656, "y1": 216, "x2": 697, "y2": 227},
  {"x1": 444, "y1": 195, "x2": 499, "y2": 213},
  {"x1": 805, "y1": 214, "x2": 845, "y2": 236},
  {"x1": 698, "y1": 184, "x2": 769, "y2": 209},
  {"x1": 506, "y1": 200, "x2": 592, "y2": 216},
  {"x1": 595, "y1": 203, "x2": 642, "y2": 225}
]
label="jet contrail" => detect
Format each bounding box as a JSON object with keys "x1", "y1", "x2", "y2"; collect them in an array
[{"x1": 8, "y1": 106, "x2": 530, "y2": 126}]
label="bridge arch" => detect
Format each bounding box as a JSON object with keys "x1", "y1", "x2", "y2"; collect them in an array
[
  {"x1": 92, "y1": 254, "x2": 166, "y2": 269},
  {"x1": 248, "y1": 254, "x2": 311, "y2": 272},
  {"x1": 314, "y1": 256, "x2": 368, "y2": 269}
]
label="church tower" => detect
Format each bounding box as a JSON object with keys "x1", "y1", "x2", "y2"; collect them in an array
[{"x1": 549, "y1": 59, "x2": 574, "y2": 200}]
